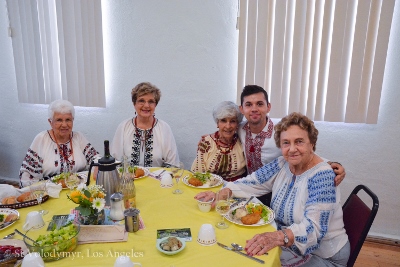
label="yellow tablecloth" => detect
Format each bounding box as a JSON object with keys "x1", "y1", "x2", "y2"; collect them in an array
[{"x1": 8, "y1": 169, "x2": 281, "y2": 267}]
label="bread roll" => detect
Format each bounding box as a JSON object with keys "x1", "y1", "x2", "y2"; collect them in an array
[
  {"x1": 1, "y1": 196, "x2": 17, "y2": 205},
  {"x1": 17, "y1": 192, "x2": 32, "y2": 202}
]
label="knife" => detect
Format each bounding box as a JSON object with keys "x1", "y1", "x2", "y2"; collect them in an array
[
  {"x1": 229, "y1": 196, "x2": 255, "y2": 213},
  {"x1": 0, "y1": 221, "x2": 14, "y2": 230},
  {"x1": 217, "y1": 242, "x2": 265, "y2": 264}
]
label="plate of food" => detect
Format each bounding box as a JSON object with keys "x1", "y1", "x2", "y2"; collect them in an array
[
  {"x1": 225, "y1": 201, "x2": 275, "y2": 226},
  {"x1": 182, "y1": 172, "x2": 223, "y2": 188},
  {"x1": 118, "y1": 166, "x2": 149, "y2": 179},
  {"x1": 51, "y1": 172, "x2": 87, "y2": 189},
  {"x1": 0, "y1": 208, "x2": 20, "y2": 231},
  {"x1": 0, "y1": 239, "x2": 27, "y2": 265}
]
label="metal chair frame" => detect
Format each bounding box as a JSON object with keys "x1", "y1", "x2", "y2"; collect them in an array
[{"x1": 342, "y1": 184, "x2": 379, "y2": 267}]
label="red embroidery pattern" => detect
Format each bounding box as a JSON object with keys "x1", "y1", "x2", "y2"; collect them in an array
[{"x1": 244, "y1": 117, "x2": 274, "y2": 174}]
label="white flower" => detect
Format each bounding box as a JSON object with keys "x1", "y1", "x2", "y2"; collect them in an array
[{"x1": 92, "y1": 198, "x2": 106, "y2": 212}]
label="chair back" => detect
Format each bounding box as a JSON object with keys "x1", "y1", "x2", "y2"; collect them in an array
[{"x1": 342, "y1": 184, "x2": 379, "y2": 267}]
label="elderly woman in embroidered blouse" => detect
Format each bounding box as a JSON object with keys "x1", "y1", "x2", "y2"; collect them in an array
[
  {"x1": 191, "y1": 101, "x2": 246, "y2": 181},
  {"x1": 196, "y1": 112, "x2": 350, "y2": 266},
  {"x1": 111, "y1": 82, "x2": 180, "y2": 167},
  {"x1": 19, "y1": 100, "x2": 99, "y2": 188}
]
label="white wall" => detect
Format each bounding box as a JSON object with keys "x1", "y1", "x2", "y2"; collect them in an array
[{"x1": 0, "y1": 0, "x2": 399, "y2": 239}]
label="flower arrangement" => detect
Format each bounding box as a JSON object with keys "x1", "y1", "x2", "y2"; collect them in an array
[{"x1": 67, "y1": 184, "x2": 106, "y2": 216}]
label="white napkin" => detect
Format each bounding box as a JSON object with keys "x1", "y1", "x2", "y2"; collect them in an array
[
  {"x1": 0, "y1": 185, "x2": 20, "y2": 200},
  {"x1": 150, "y1": 169, "x2": 172, "y2": 180},
  {"x1": 78, "y1": 225, "x2": 128, "y2": 244},
  {"x1": 43, "y1": 182, "x2": 62, "y2": 198}
]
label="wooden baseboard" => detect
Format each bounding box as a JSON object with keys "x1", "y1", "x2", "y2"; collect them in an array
[{"x1": 366, "y1": 236, "x2": 400, "y2": 247}]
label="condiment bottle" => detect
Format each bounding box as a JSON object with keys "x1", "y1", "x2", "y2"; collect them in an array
[
  {"x1": 109, "y1": 192, "x2": 125, "y2": 220},
  {"x1": 120, "y1": 157, "x2": 137, "y2": 208}
]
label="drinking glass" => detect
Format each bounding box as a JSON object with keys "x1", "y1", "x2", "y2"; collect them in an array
[
  {"x1": 215, "y1": 189, "x2": 232, "y2": 229},
  {"x1": 171, "y1": 162, "x2": 184, "y2": 194},
  {"x1": 29, "y1": 181, "x2": 49, "y2": 215},
  {"x1": 64, "y1": 165, "x2": 79, "y2": 191}
]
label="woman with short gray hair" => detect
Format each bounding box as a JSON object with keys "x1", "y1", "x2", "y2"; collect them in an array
[
  {"x1": 191, "y1": 101, "x2": 246, "y2": 181},
  {"x1": 19, "y1": 99, "x2": 99, "y2": 187}
]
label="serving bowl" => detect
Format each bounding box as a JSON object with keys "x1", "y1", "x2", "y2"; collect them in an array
[
  {"x1": 156, "y1": 236, "x2": 186, "y2": 255},
  {"x1": 23, "y1": 221, "x2": 80, "y2": 262}
]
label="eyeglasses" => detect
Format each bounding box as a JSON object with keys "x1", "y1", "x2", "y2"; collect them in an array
[
  {"x1": 281, "y1": 139, "x2": 307, "y2": 148},
  {"x1": 52, "y1": 118, "x2": 73, "y2": 125},
  {"x1": 136, "y1": 99, "x2": 156, "y2": 106}
]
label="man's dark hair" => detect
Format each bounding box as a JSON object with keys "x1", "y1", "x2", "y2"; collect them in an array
[{"x1": 240, "y1": 85, "x2": 269, "y2": 106}]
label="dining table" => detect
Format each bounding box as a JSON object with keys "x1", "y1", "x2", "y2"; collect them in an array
[{"x1": 3, "y1": 168, "x2": 281, "y2": 267}]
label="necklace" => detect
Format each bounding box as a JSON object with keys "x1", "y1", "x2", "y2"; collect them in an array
[
  {"x1": 134, "y1": 116, "x2": 156, "y2": 152},
  {"x1": 214, "y1": 131, "x2": 237, "y2": 155},
  {"x1": 52, "y1": 130, "x2": 74, "y2": 168},
  {"x1": 290, "y1": 153, "x2": 315, "y2": 176}
]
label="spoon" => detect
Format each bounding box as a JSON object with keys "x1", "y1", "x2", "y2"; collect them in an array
[
  {"x1": 14, "y1": 229, "x2": 38, "y2": 245},
  {"x1": 231, "y1": 243, "x2": 243, "y2": 251},
  {"x1": 3, "y1": 231, "x2": 15, "y2": 239}
]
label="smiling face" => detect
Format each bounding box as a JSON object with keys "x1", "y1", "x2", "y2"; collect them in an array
[
  {"x1": 217, "y1": 117, "x2": 239, "y2": 142},
  {"x1": 49, "y1": 112, "x2": 74, "y2": 142},
  {"x1": 239, "y1": 92, "x2": 271, "y2": 128},
  {"x1": 134, "y1": 93, "x2": 157, "y2": 119},
  {"x1": 280, "y1": 125, "x2": 314, "y2": 168}
]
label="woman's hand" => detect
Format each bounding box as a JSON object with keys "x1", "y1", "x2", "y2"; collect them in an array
[
  {"x1": 194, "y1": 191, "x2": 216, "y2": 206},
  {"x1": 245, "y1": 232, "x2": 282, "y2": 256}
]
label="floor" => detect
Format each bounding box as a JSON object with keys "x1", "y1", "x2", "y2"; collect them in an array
[{"x1": 354, "y1": 241, "x2": 400, "y2": 267}]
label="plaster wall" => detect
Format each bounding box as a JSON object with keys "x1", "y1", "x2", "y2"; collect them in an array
[{"x1": 0, "y1": 0, "x2": 398, "y2": 239}]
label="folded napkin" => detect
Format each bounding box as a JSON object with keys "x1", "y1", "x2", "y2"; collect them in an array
[
  {"x1": 149, "y1": 169, "x2": 172, "y2": 180},
  {"x1": 78, "y1": 225, "x2": 128, "y2": 244},
  {"x1": 70, "y1": 208, "x2": 146, "y2": 239}
]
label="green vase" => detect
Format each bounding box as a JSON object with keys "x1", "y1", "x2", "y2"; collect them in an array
[{"x1": 77, "y1": 209, "x2": 105, "y2": 225}]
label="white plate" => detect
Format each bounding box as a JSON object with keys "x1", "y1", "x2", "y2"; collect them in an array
[
  {"x1": 182, "y1": 173, "x2": 223, "y2": 188},
  {"x1": 224, "y1": 202, "x2": 275, "y2": 226},
  {"x1": 117, "y1": 166, "x2": 150, "y2": 179},
  {"x1": 0, "y1": 239, "x2": 28, "y2": 257},
  {"x1": 0, "y1": 208, "x2": 20, "y2": 231},
  {"x1": 51, "y1": 172, "x2": 87, "y2": 189}
]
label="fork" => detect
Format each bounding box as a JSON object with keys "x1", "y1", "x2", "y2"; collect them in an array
[{"x1": 153, "y1": 170, "x2": 166, "y2": 180}]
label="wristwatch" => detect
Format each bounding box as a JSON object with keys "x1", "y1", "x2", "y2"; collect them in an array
[{"x1": 281, "y1": 229, "x2": 289, "y2": 246}]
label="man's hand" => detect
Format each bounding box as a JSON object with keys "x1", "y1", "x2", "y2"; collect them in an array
[{"x1": 329, "y1": 162, "x2": 346, "y2": 186}]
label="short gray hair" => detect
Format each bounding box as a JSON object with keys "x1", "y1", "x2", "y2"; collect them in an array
[
  {"x1": 48, "y1": 99, "x2": 75, "y2": 120},
  {"x1": 212, "y1": 101, "x2": 243, "y2": 124}
]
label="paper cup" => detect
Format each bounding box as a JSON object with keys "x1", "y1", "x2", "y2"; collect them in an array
[
  {"x1": 197, "y1": 223, "x2": 217, "y2": 246},
  {"x1": 197, "y1": 197, "x2": 214, "y2": 212},
  {"x1": 22, "y1": 211, "x2": 45, "y2": 231},
  {"x1": 160, "y1": 173, "x2": 173, "y2": 188}
]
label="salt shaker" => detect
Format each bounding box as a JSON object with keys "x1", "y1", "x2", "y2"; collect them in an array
[{"x1": 110, "y1": 192, "x2": 125, "y2": 220}]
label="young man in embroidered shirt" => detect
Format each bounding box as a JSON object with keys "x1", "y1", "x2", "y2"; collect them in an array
[{"x1": 238, "y1": 85, "x2": 345, "y2": 186}]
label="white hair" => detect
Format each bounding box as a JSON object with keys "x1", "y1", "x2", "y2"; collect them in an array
[
  {"x1": 212, "y1": 101, "x2": 243, "y2": 124},
  {"x1": 48, "y1": 99, "x2": 75, "y2": 120}
]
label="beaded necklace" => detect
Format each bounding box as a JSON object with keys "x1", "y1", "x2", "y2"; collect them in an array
[{"x1": 214, "y1": 131, "x2": 237, "y2": 155}]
